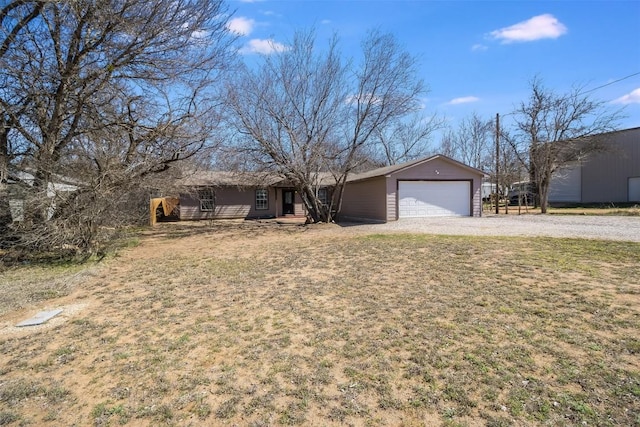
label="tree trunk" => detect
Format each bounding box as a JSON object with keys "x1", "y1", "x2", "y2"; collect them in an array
[
  {"x1": 332, "y1": 177, "x2": 349, "y2": 222},
  {"x1": 299, "y1": 184, "x2": 321, "y2": 223},
  {"x1": 539, "y1": 178, "x2": 550, "y2": 214},
  {"x1": 0, "y1": 126, "x2": 12, "y2": 228},
  {"x1": 0, "y1": 184, "x2": 11, "y2": 229},
  {"x1": 0, "y1": 126, "x2": 7, "y2": 184}
]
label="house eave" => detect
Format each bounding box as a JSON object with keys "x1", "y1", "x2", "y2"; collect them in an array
[{"x1": 346, "y1": 154, "x2": 487, "y2": 184}]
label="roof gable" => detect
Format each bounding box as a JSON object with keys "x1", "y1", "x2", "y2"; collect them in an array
[{"x1": 346, "y1": 154, "x2": 487, "y2": 183}]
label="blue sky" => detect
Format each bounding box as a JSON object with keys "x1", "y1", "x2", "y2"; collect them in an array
[{"x1": 226, "y1": 0, "x2": 640, "y2": 137}]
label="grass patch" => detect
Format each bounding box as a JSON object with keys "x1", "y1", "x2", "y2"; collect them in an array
[
  {"x1": 91, "y1": 401, "x2": 130, "y2": 425},
  {"x1": 0, "y1": 411, "x2": 20, "y2": 425},
  {"x1": 484, "y1": 204, "x2": 640, "y2": 216},
  {"x1": 0, "y1": 222, "x2": 638, "y2": 425},
  {"x1": 0, "y1": 262, "x2": 95, "y2": 316}
]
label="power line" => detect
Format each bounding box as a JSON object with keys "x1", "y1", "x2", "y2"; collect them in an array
[
  {"x1": 491, "y1": 72, "x2": 639, "y2": 132},
  {"x1": 582, "y1": 71, "x2": 640, "y2": 94}
]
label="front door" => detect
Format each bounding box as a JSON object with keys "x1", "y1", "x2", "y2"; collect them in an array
[{"x1": 282, "y1": 189, "x2": 295, "y2": 215}]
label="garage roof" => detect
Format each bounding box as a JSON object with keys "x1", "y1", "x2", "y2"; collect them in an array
[{"x1": 347, "y1": 154, "x2": 487, "y2": 183}]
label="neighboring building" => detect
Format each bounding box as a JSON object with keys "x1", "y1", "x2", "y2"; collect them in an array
[
  {"x1": 164, "y1": 154, "x2": 486, "y2": 224},
  {"x1": 549, "y1": 127, "x2": 640, "y2": 204},
  {"x1": 481, "y1": 181, "x2": 507, "y2": 201},
  {"x1": 6, "y1": 171, "x2": 78, "y2": 222}
]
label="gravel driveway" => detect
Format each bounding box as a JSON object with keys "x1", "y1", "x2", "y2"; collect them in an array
[{"x1": 344, "y1": 214, "x2": 640, "y2": 242}]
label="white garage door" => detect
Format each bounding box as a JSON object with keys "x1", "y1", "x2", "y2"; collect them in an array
[{"x1": 398, "y1": 181, "x2": 471, "y2": 218}]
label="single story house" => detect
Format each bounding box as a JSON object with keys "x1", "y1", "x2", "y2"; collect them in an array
[
  {"x1": 176, "y1": 171, "x2": 322, "y2": 221},
  {"x1": 549, "y1": 127, "x2": 640, "y2": 204},
  {"x1": 161, "y1": 154, "x2": 486, "y2": 224}
]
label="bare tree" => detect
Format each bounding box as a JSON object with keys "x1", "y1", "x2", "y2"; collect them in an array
[
  {"x1": 438, "y1": 127, "x2": 456, "y2": 159},
  {"x1": 1, "y1": 1, "x2": 46, "y2": 228},
  {"x1": 0, "y1": 116, "x2": 10, "y2": 227},
  {"x1": 438, "y1": 112, "x2": 493, "y2": 170},
  {"x1": 1, "y1": 0, "x2": 234, "y2": 254},
  {"x1": 495, "y1": 127, "x2": 527, "y2": 213},
  {"x1": 457, "y1": 113, "x2": 494, "y2": 170},
  {"x1": 225, "y1": 29, "x2": 425, "y2": 222},
  {"x1": 510, "y1": 77, "x2": 622, "y2": 213},
  {"x1": 372, "y1": 112, "x2": 442, "y2": 165}
]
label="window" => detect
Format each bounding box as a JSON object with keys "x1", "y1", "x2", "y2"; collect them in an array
[
  {"x1": 318, "y1": 188, "x2": 329, "y2": 206},
  {"x1": 255, "y1": 188, "x2": 268, "y2": 210},
  {"x1": 198, "y1": 188, "x2": 215, "y2": 211}
]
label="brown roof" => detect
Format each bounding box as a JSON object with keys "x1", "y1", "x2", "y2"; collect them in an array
[
  {"x1": 179, "y1": 155, "x2": 487, "y2": 187},
  {"x1": 178, "y1": 170, "x2": 337, "y2": 187},
  {"x1": 178, "y1": 171, "x2": 281, "y2": 187}
]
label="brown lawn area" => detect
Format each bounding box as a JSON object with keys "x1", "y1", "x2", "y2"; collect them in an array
[
  {"x1": 0, "y1": 221, "x2": 639, "y2": 426},
  {"x1": 485, "y1": 205, "x2": 640, "y2": 216}
]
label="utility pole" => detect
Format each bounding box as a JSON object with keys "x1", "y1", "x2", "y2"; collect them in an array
[{"x1": 495, "y1": 113, "x2": 500, "y2": 214}]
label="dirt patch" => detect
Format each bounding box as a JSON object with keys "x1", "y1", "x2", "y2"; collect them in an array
[
  {"x1": 0, "y1": 303, "x2": 90, "y2": 337},
  {"x1": 0, "y1": 221, "x2": 638, "y2": 426}
]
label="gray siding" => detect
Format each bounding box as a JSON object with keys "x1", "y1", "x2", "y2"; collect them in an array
[
  {"x1": 581, "y1": 128, "x2": 640, "y2": 203},
  {"x1": 629, "y1": 177, "x2": 640, "y2": 201},
  {"x1": 549, "y1": 164, "x2": 582, "y2": 203},
  {"x1": 179, "y1": 187, "x2": 276, "y2": 220},
  {"x1": 340, "y1": 176, "x2": 388, "y2": 221}
]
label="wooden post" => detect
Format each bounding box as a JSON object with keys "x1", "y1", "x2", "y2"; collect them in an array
[{"x1": 495, "y1": 113, "x2": 500, "y2": 214}]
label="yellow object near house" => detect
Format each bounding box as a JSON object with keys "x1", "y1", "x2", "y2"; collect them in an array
[{"x1": 150, "y1": 197, "x2": 179, "y2": 226}]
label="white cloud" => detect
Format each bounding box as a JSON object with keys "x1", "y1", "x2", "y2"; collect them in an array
[
  {"x1": 190, "y1": 30, "x2": 209, "y2": 40},
  {"x1": 345, "y1": 93, "x2": 383, "y2": 106},
  {"x1": 321, "y1": 19, "x2": 331, "y2": 25},
  {"x1": 418, "y1": 97, "x2": 430, "y2": 110},
  {"x1": 240, "y1": 38, "x2": 288, "y2": 54},
  {"x1": 447, "y1": 96, "x2": 480, "y2": 105},
  {"x1": 227, "y1": 17, "x2": 255, "y2": 36},
  {"x1": 490, "y1": 14, "x2": 567, "y2": 43},
  {"x1": 471, "y1": 44, "x2": 488, "y2": 52},
  {"x1": 612, "y1": 88, "x2": 640, "y2": 104}
]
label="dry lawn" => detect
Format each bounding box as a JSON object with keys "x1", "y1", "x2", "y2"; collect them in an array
[
  {"x1": 0, "y1": 221, "x2": 639, "y2": 426},
  {"x1": 485, "y1": 205, "x2": 640, "y2": 216}
]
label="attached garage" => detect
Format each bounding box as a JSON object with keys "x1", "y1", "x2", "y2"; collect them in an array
[
  {"x1": 340, "y1": 155, "x2": 486, "y2": 222},
  {"x1": 398, "y1": 181, "x2": 471, "y2": 217}
]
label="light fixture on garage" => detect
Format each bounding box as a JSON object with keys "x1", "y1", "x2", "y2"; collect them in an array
[{"x1": 435, "y1": 170, "x2": 440, "y2": 174}]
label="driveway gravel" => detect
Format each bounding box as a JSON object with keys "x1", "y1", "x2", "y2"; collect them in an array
[{"x1": 344, "y1": 214, "x2": 640, "y2": 242}]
